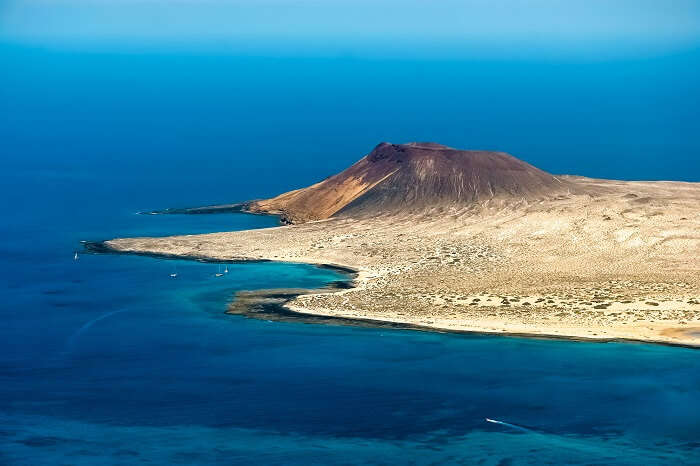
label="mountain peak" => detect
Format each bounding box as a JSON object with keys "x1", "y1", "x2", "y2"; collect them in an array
[
  {"x1": 403, "y1": 142, "x2": 455, "y2": 150},
  {"x1": 246, "y1": 142, "x2": 573, "y2": 223},
  {"x1": 367, "y1": 142, "x2": 459, "y2": 163},
  {"x1": 374, "y1": 141, "x2": 454, "y2": 151}
]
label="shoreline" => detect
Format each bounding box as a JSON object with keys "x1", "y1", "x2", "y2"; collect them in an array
[
  {"x1": 84, "y1": 240, "x2": 360, "y2": 277},
  {"x1": 140, "y1": 203, "x2": 294, "y2": 225},
  {"x1": 84, "y1": 240, "x2": 272, "y2": 264},
  {"x1": 285, "y1": 304, "x2": 700, "y2": 349},
  {"x1": 87, "y1": 240, "x2": 700, "y2": 349}
]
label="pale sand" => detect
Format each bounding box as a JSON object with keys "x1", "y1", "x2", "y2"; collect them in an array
[{"x1": 106, "y1": 177, "x2": 700, "y2": 347}]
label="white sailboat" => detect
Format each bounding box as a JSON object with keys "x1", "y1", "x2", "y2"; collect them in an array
[
  {"x1": 224, "y1": 264, "x2": 229, "y2": 274},
  {"x1": 215, "y1": 264, "x2": 224, "y2": 277},
  {"x1": 74, "y1": 252, "x2": 79, "y2": 260}
]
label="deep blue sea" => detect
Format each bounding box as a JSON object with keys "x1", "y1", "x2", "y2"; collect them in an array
[{"x1": 1, "y1": 43, "x2": 700, "y2": 464}]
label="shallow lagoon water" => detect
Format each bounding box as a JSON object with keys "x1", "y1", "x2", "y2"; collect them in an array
[{"x1": 1, "y1": 172, "x2": 699, "y2": 465}]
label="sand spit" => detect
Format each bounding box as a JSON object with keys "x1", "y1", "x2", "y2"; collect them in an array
[{"x1": 106, "y1": 176, "x2": 700, "y2": 347}]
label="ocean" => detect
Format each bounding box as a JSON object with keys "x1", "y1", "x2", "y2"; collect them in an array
[{"x1": 1, "y1": 43, "x2": 700, "y2": 465}]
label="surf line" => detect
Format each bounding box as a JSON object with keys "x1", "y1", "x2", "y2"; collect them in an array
[{"x1": 485, "y1": 418, "x2": 532, "y2": 433}]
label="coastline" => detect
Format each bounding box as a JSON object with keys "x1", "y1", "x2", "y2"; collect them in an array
[
  {"x1": 88, "y1": 239, "x2": 700, "y2": 349},
  {"x1": 284, "y1": 302, "x2": 700, "y2": 349},
  {"x1": 95, "y1": 176, "x2": 700, "y2": 349},
  {"x1": 230, "y1": 284, "x2": 700, "y2": 349},
  {"x1": 84, "y1": 240, "x2": 359, "y2": 276},
  {"x1": 141, "y1": 203, "x2": 295, "y2": 225},
  {"x1": 83, "y1": 240, "x2": 272, "y2": 264}
]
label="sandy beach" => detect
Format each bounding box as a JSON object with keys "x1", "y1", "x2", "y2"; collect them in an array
[{"x1": 104, "y1": 174, "x2": 700, "y2": 347}]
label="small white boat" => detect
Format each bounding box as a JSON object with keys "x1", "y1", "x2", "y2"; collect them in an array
[
  {"x1": 74, "y1": 252, "x2": 79, "y2": 260},
  {"x1": 215, "y1": 264, "x2": 224, "y2": 277},
  {"x1": 224, "y1": 265, "x2": 229, "y2": 274},
  {"x1": 170, "y1": 273, "x2": 177, "y2": 278}
]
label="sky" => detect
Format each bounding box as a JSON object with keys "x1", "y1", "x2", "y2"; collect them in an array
[{"x1": 2, "y1": 0, "x2": 700, "y2": 58}]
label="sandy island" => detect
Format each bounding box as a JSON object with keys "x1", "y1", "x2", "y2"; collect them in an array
[
  {"x1": 103, "y1": 176, "x2": 700, "y2": 347},
  {"x1": 102, "y1": 143, "x2": 700, "y2": 347}
]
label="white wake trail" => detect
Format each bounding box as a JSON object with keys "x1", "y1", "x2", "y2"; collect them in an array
[
  {"x1": 485, "y1": 418, "x2": 532, "y2": 433},
  {"x1": 64, "y1": 309, "x2": 131, "y2": 354}
]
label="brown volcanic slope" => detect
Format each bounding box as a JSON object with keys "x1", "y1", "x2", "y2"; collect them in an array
[{"x1": 246, "y1": 142, "x2": 574, "y2": 223}]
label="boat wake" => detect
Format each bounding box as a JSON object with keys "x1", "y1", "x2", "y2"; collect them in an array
[
  {"x1": 64, "y1": 309, "x2": 131, "y2": 354},
  {"x1": 485, "y1": 418, "x2": 532, "y2": 433}
]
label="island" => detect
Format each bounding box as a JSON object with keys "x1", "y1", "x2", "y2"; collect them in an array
[{"x1": 102, "y1": 142, "x2": 700, "y2": 346}]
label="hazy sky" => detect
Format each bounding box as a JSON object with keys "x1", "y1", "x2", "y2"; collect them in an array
[{"x1": 2, "y1": 0, "x2": 700, "y2": 58}]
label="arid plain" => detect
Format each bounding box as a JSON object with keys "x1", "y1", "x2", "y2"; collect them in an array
[{"x1": 105, "y1": 143, "x2": 700, "y2": 346}]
